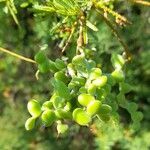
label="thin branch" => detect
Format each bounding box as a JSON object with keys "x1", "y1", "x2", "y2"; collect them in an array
[
  {"x1": 96, "y1": 10, "x2": 132, "y2": 60},
  {"x1": 0, "y1": 47, "x2": 36, "y2": 64},
  {"x1": 6, "y1": 0, "x2": 20, "y2": 28},
  {"x1": 35, "y1": 70, "x2": 40, "y2": 80},
  {"x1": 62, "y1": 22, "x2": 77, "y2": 53},
  {"x1": 132, "y1": 0, "x2": 150, "y2": 6},
  {"x1": 94, "y1": 2, "x2": 131, "y2": 24}
]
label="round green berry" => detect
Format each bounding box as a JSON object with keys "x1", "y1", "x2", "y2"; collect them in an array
[
  {"x1": 73, "y1": 108, "x2": 91, "y2": 126},
  {"x1": 87, "y1": 100, "x2": 102, "y2": 116},
  {"x1": 41, "y1": 110, "x2": 56, "y2": 126},
  {"x1": 25, "y1": 117, "x2": 36, "y2": 130},
  {"x1": 78, "y1": 93, "x2": 95, "y2": 107},
  {"x1": 27, "y1": 100, "x2": 41, "y2": 118}
]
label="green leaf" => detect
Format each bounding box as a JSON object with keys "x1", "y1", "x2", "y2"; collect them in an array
[
  {"x1": 55, "y1": 58, "x2": 66, "y2": 70},
  {"x1": 98, "y1": 104, "x2": 112, "y2": 114},
  {"x1": 53, "y1": 0, "x2": 79, "y2": 16},
  {"x1": 98, "y1": 114, "x2": 110, "y2": 122},
  {"x1": 131, "y1": 111, "x2": 143, "y2": 122},
  {"x1": 52, "y1": 79, "x2": 71, "y2": 100},
  {"x1": 111, "y1": 53, "x2": 125, "y2": 70},
  {"x1": 6, "y1": 0, "x2": 20, "y2": 26},
  {"x1": 34, "y1": 51, "x2": 47, "y2": 64},
  {"x1": 54, "y1": 71, "x2": 68, "y2": 83},
  {"x1": 86, "y1": 20, "x2": 98, "y2": 31},
  {"x1": 20, "y1": 2, "x2": 29, "y2": 8},
  {"x1": 34, "y1": 5, "x2": 55, "y2": 12},
  {"x1": 38, "y1": 61, "x2": 50, "y2": 73},
  {"x1": 126, "y1": 102, "x2": 138, "y2": 113},
  {"x1": 119, "y1": 82, "x2": 132, "y2": 94},
  {"x1": 117, "y1": 93, "x2": 128, "y2": 108}
]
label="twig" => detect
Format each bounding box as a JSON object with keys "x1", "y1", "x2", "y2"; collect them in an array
[
  {"x1": 96, "y1": 10, "x2": 132, "y2": 60},
  {"x1": 62, "y1": 22, "x2": 77, "y2": 53},
  {"x1": 132, "y1": 0, "x2": 150, "y2": 6},
  {"x1": 94, "y1": 2, "x2": 131, "y2": 24},
  {"x1": 0, "y1": 47, "x2": 36, "y2": 64},
  {"x1": 6, "y1": 0, "x2": 20, "y2": 28},
  {"x1": 35, "y1": 70, "x2": 40, "y2": 80}
]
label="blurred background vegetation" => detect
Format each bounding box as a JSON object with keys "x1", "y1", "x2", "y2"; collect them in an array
[{"x1": 0, "y1": 1, "x2": 149, "y2": 150}]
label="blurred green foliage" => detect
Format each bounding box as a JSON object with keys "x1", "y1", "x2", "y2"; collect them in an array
[{"x1": 0, "y1": 0, "x2": 150, "y2": 150}]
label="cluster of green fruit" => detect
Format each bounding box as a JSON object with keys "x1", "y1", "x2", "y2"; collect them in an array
[{"x1": 25, "y1": 50, "x2": 142, "y2": 133}]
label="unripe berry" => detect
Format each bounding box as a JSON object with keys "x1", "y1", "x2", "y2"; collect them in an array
[
  {"x1": 111, "y1": 69, "x2": 125, "y2": 82},
  {"x1": 41, "y1": 110, "x2": 56, "y2": 126},
  {"x1": 73, "y1": 108, "x2": 91, "y2": 126},
  {"x1": 78, "y1": 93, "x2": 95, "y2": 107},
  {"x1": 89, "y1": 68, "x2": 102, "y2": 80},
  {"x1": 27, "y1": 100, "x2": 41, "y2": 118},
  {"x1": 72, "y1": 54, "x2": 85, "y2": 65},
  {"x1": 25, "y1": 117, "x2": 36, "y2": 130},
  {"x1": 92, "y1": 76, "x2": 107, "y2": 88},
  {"x1": 87, "y1": 100, "x2": 102, "y2": 116},
  {"x1": 41, "y1": 101, "x2": 53, "y2": 111}
]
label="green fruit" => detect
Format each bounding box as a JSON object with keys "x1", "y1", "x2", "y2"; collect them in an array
[
  {"x1": 87, "y1": 100, "x2": 102, "y2": 116},
  {"x1": 98, "y1": 104, "x2": 112, "y2": 114},
  {"x1": 27, "y1": 100, "x2": 41, "y2": 118},
  {"x1": 55, "y1": 58, "x2": 66, "y2": 70},
  {"x1": 57, "y1": 122, "x2": 68, "y2": 134},
  {"x1": 41, "y1": 101, "x2": 53, "y2": 111},
  {"x1": 78, "y1": 93, "x2": 95, "y2": 107},
  {"x1": 34, "y1": 51, "x2": 47, "y2": 64},
  {"x1": 55, "y1": 109, "x2": 72, "y2": 119},
  {"x1": 72, "y1": 54, "x2": 85, "y2": 65},
  {"x1": 73, "y1": 108, "x2": 91, "y2": 126},
  {"x1": 111, "y1": 69, "x2": 125, "y2": 82},
  {"x1": 41, "y1": 110, "x2": 56, "y2": 126},
  {"x1": 25, "y1": 117, "x2": 36, "y2": 130},
  {"x1": 87, "y1": 84, "x2": 96, "y2": 95},
  {"x1": 92, "y1": 76, "x2": 107, "y2": 88},
  {"x1": 89, "y1": 68, "x2": 102, "y2": 80}
]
